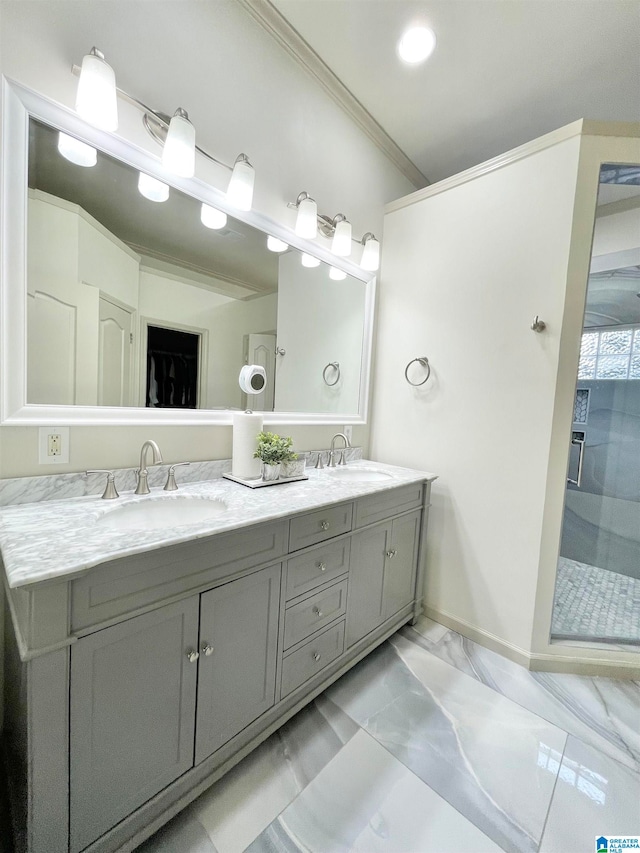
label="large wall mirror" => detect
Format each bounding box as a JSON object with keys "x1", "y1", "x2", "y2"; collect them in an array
[{"x1": 1, "y1": 81, "x2": 375, "y2": 425}]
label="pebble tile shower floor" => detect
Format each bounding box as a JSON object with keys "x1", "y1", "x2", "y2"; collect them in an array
[{"x1": 552, "y1": 557, "x2": 640, "y2": 642}]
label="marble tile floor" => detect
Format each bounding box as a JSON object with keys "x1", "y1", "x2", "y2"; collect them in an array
[
  {"x1": 552, "y1": 557, "x2": 640, "y2": 643},
  {"x1": 138, "y1": 617, "x2": 640, "y2": 853}
]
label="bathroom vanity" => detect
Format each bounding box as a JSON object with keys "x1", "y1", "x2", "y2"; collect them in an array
[{"x1": 1, "y1": 462, "x2": 435, "y2": 853}]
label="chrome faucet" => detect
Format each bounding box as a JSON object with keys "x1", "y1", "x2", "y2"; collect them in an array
[
  {"x1": 328, "y1": 433, "x2": 351, "y2": 467},
  {"x1": 135, "y1": 440, "x2": 163, "y2": 495}
]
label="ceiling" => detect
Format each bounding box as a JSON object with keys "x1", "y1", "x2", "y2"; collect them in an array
[{"x1": 270, "y1": 0, "x2": 640, "y2": 185}]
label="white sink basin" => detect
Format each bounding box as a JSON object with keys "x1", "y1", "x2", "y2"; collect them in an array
[
  {"x1": 327, "y1": 467, "x2": 393, "y2": 483},
  {"x1": 96, "y1": 497, "x2": 227, "y2": 531}
]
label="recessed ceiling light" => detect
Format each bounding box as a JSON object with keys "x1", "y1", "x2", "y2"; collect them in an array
[{"x1": 398, "y1": 26, "x2": 436, "y2": 64}]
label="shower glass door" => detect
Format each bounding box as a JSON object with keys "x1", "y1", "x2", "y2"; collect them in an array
[{"x1": 552, "y1": 163, "x2": 640, "y2": 644}]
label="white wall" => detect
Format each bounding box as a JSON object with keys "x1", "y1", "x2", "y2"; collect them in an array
[{"x1": 370, "y1": 131, "x2": 585, "y2": 656}]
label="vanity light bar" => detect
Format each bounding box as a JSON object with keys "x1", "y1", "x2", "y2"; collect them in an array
[
  {"x1": 72, "y1": 49, "x2": 255, "y2": 209},
  {"x1": 287, "y1": 194, "x2": 380, "y2": 270}
]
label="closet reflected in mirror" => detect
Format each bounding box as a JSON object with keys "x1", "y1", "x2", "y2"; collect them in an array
[{"x1": 26, "y1": 118, "x2": 367, "y2": 414}]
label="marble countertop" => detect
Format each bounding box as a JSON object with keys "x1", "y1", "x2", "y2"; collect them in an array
[{"x1": 0, "y1": 460, "x2": 436, "y2": 589}]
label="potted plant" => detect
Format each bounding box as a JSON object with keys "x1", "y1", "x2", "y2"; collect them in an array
[{"x1": 254, "y1": 431, "x2": 292, "y2": 481}]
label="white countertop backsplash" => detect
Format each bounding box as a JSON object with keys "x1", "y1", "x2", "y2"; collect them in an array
[{"x1": 0, "y1": 457, "x2": 436, "y2": 589}]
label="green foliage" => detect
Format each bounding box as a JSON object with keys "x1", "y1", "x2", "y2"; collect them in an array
[{"x1": 253, "y1": 431, "x2": 295, "y2": 464}]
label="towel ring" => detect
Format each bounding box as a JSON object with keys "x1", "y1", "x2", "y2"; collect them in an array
[
  {"x1": 405, "y1": 357, "x2": 431, "y2": 387},
  {"x1": 323, "y1": 362, "x2": 340, "y2": 386}
]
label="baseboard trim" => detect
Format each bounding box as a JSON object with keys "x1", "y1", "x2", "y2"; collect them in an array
[
  {"x1": 424, "y1": 606, "x2": 640, "y2": 679},
  {"x1": 423, "y1": 606, "x2": 531, "y2": 667}
]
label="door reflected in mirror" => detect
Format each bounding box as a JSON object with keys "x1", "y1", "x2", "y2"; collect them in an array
[{"x1": 26, "y1": 118, "x2": 367, "y2": 414}]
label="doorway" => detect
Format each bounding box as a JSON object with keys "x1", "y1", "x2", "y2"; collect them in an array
[{"x1": 551, "y1": 164, "x2": 640, "y2": 645}]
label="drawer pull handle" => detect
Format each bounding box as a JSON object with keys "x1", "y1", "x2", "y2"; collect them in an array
[
  {"x1": 386, "y1": 549, "x2": 398, "y2": 559},
  {"x1": 317, "y1": 562, "x2": 327, "y2": 572},
  {"x1": 313, "y1": 607, "x2": 323, "y2": 617},
  {"x1": 313, "y1": 652, "x2": 322, "y2": 662},
  {"x1": 201, "y1": 644, "x2": 214, "y2": 657},
  {"x1": 186, "y1": 649, "x2": 200, "y2": 663},
  {"x1": 320, "y1": 521, "x2": 330, "y2": 531}
]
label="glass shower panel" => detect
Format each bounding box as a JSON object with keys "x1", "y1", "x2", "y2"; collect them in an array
[{"x1": 551, "y1": 163, "x2": 640, "y2": 644}]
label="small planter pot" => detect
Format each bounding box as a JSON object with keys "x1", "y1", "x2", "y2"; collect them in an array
[
  {"x1": 261, "y1": 462, "x2": 281, "y2": 481},
  {"x1": 281, "y1": 459, "x2": 305, "y2": 478}
]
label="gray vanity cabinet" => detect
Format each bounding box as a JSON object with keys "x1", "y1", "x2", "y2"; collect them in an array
[
  {"x1": 4, "y1": 477, "x2": 433, "y2": 853},
  {"x1": 347, "y1": 510, "x2": 421, "y2": 648},
  {"x1": 69, "y1": 598, "x2": 200, "y2": 853},
  {"x1": 195, "y1": 563, "x2": 281, "y2": 763}
]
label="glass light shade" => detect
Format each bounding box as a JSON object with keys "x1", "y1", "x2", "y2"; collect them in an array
[
  {"x1": 57, "y1": 132, "x2": 97, "y2": 167},
  {"x1": 138, "y1": 172, "x2": 170, "y2": 203},
  {"x1": 267, "y1": 236, "x2": 289, "y2": 253},
  {"x1": 295, "y1": 196, "x2": 318, "y2": 239},
  {"x1": 361, "y1": 235, "x2": 380, "y2": 271},
  {"x1": 301, "y1": 253, "x2": 320, "y2": 268},
  {"x1": 200, "y1": 203, "x2": 227, "y2": 230},
  {"x1": 331, "y1": 218, "x2": 352, "y2": 257},
  {"x1": 162, "y1": 110, "x2": 196, "y2": 178},
  {"x1": 75, "y1": 48, "x2": 118, "y2": 131},
  {"x1": 398, "y1": 26, "x2": 437, "y2": 64},
  {"x1": 226, "y1": 155, "x2": 254, "y2": 211},
  {"x1": 329, "y1": 267, "x2": 347, "y2": 281}
]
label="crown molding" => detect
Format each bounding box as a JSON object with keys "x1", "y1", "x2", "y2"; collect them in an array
[
  {"x1": 386, "y1": 120, "x2": 588, "y2": 214},
  {"x1": 237, "y1": 0, "x2": 429, "y2": 190}
]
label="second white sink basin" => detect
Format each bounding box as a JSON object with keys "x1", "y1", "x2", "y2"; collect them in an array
[
  {"x1": 327, "y1": 467, "x2": 393, "y2": 483},
  {"x1": 96, "y1": 497, "x2": 227, "y2": 531}
]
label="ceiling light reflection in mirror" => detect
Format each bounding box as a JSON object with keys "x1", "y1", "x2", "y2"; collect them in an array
[{"x1": 26, "y1": 118, "x2": 367, "y2": 416}]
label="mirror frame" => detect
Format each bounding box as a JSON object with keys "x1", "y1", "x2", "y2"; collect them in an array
[{"x1": 1, "y1": 78, "x2": 376, "y2": 426}]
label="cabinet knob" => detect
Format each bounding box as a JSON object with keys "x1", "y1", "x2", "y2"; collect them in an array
[
  {"x1": 313, "y1": 652, "x2": 322, "y2": 662},
  {"x1": 186, "y1": 649, "x2": 199, "y2": 663},
  {"x1": 317, "y1": 562, "x2": 327, "y2": 572},
  {"x1": 201, "y1": 644, "x2": 214, "y2": 657},
  {"x1": 313, "y1": 606, "x2": 323, "y2": 617},
  {"x1": 386, "y1": 548, "x2": 398, "y2": 559},
  {"x1": 320, "y1": 520, "x2": 330, "y2": 531}
]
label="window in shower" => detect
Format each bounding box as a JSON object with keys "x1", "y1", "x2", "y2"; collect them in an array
[{"x1": 578, "y1": 325, "x2": 640, "y2": 380}]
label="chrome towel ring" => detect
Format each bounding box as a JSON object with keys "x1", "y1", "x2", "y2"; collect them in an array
[
  {"x1": 405, "y1": 357, "x2": 431, "y2": 386},
  {"x1": 323, "y1": 362, "x2": 341, "y2": 386}
]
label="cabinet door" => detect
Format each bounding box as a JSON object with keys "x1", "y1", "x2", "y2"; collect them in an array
[
  {"x1": 195, "y1": 563, "x2": 281, "y2": 764},
  {"x1": 383, "y1": 510, "x2": 421, "y2": 619},
  {"x1": 346, "y1": 522, "x2": 390, "y2": 648},
  {"x1": 70, "y1": 598, "x2": 199, "y2": 853}
]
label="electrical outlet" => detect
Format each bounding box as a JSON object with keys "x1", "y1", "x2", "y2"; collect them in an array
[
  {"x1": 48, "y1": 433, "x2": 61, "y2": 456},
  {"x1": 343, "y1": 425, "x2": 353, "y2": 443},
  {"x1": 39, "y1": 427, "x2": 69, "y2": 465}
]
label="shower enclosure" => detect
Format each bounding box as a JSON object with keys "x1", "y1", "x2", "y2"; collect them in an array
[{"x1": 552, "y1": 164, "x2": 640, "y2": 644}]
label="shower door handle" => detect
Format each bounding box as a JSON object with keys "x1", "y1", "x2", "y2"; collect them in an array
[{"x1": 567, "y1": 434, "x2": 585, "y2": 487}]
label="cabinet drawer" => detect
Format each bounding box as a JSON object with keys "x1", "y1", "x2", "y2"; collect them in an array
[
  {"x1": 288, "y1": 503, "x2": 353, "y2": 552},
  {"x1": 354, "y1": 484, "x2": 423, "y2": 528},
  {"x1": 281, "y1": 621, "x2": 345, "y2": 698},
  {"x1": 71, "y1": 520, "x2": 288, "y2": 630},
  {"x1": 284, "y1": 580, "x2": 348, "y2": 650},
  {"x1": 285, "y1": 538, "x2": 351, "y2": 600}
]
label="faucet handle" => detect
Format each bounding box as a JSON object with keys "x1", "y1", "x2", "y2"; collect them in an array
[
  {"x1": 339, "y1": 450, "x2": 348, "y2": 466},
  {"x1": 164, "y1": 462, "x2": 190, "y2": 491},
  {"x1": 86, "y1": 470, "x2": 119, "y2": 500},
  {"x1": 314, "y1": 452, "x2": 325, "y2": 470}
]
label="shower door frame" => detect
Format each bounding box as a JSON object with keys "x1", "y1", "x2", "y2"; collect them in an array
[{"x1": 530, "y1": 125, "x2": 640, "y2": 675}]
